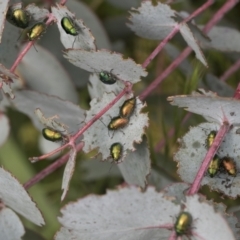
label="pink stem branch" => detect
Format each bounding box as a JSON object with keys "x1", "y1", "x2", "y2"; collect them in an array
[
  {"x1": 233, "y1": 82, "x2": 240, "y2": 99},
  {"x1": 60, "y1": 0, "x2": 67, "y2": 5},
  {"x1": 30, "y1": 86, "x2": 129, "y2": 162},
  {"x1": 188, "y1": 122, "x2": 230, "y2": 195},
  {"x1": 24, "y1": 142, "x2": 84, "y2": 189},
  {"x1": 140, "y1": 0, "x2": 238, "y2": 101},
  {"x1": 220, "y1": 58, "x2": 240, "y2": 82},
  {"x1": 142, "y1": 0, "x2": 214, "y2": 69},
  {"x1": 10, "y1": 13, "x2": 56, "y2": 73},
  {"x1": 188, "y1": 62, "x2": 240, "y2": 195},
  {"x1": 72, "y1": 87, "x2": 128, "y2": 141}
]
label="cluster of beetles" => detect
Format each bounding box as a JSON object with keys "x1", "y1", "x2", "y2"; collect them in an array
[
  {"x1": 6, "y1": 4, "x2": 138, "y2": 163},
  {"x1": 206, "y1": 130, "x2": 237, "y2": 178},
  {"x1": 8, "y1": 4, "x2": 228, "y2": 238}
]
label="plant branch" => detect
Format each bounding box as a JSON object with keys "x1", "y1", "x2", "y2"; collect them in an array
[
  {"x1": 30, "y1": 85, "x2": 130, "y2": 162},
  {"x1": 24, "y1": 142, "x2": 84, "y2": 189},
  {"x1": 220, "y1": 58, "x2": 240, "y2": 82},
  {"x1": 140, "y1": 0, "x2": 238, "y2": 101},
  {"x1": 142, "y1": 0, "x2": 214, "y2": 69},
  {"x1": 187, "y1": 122, "x2": 230, "y2": 195},
  {"x1": 10, "y1": 13, "x2": 56, "y2": 72},
  {"x1": 151, "y1": 0, "x2": 239, "y2": 153}
]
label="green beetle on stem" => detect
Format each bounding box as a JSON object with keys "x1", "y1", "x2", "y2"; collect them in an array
[
  {"x1": 207, "y1": 155, "x2": 221, "y2": 178},
  {"x1": 174, "y1": 211, "x2": 193, "y2": 236},
  {"x1": 205, "y1": 130, "x2": 217, "y2": 149},
  {"x1": 42, "y1": 128, "x2": 63, "y2": 142},
  {"x1": 27, "y1": 22, "x2": 46, "y2": 41}
]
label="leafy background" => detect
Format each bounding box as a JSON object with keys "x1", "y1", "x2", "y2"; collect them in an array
[{"x1": 1, "y1": 0, "x2": 240, "y2": 239}]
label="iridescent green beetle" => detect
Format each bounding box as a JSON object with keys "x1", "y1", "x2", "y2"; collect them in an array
[
  {"x1": 7, "y1": 8, "x2": 29, "y2": 29},
  {"x1": 27, "y1": 22, "x2": 46, "y2": 41},
  {"x1": 110, "y1": 142, "x2": 123, "y2": 162},
  {"x1": 208, "y1": 155, "x2": 221, "y2": 178},
  {"x1": 108, "y1": 116, "x2": 129, "y2": 130},
  {"x1": 174, "y1": 211, "x2": 193, "y2": 236},
  {"x1": 61, "y1": 16, "x2": 78, "y2": 36},
  {"x1": 42, "y1": 128, "x2": 63, "y2": 142},
  {"x1": 205, "y1": 130, "x2": 217, "y2": 149},
  {"x1": 120, "y1": 97, "x2": 136, "y2": 119},
  {"x1": 99, "y1": 70, "x2": 117, "y2": 85}
]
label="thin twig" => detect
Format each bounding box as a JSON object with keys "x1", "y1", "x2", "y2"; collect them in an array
[
  {"x1": 24, "y1": 142, "x2": 84, "y2": 189},
  {"x1": 142, "y1": 0, "x2": 214, "y2": 69},
  {"x1": 220, "y1": 58, "x2": 240, "y2": 82}
]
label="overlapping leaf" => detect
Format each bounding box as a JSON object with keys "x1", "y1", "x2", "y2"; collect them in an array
[
  {"x1": 64, "y1": 49, "x2": 147, "y2": 84},
  {"x1": 0, "y1": 167, "x2": 45, "y2": 226},
  {"x1": 161, "y1": 183, "x2": 239, "y2": 238},
  {"x1": 168, "y1": 89, "x2": 240, "y2": 125},
  {"x1": 0, "y1": 63, "x2": 21, "y2": 99},
  {"x1": 0, "y1": 114, "x2": 10, "y2": 147},
  {"x1": 17, "y1": 44, "x2": 79, "y2": 103},
  {"x1": 55, "y1": 187, "x2": 179, "y2": 240},
  {"x1": 55, "y1": 186, "x2": 235, "y2": 240},
  {"x1": 175, "y1": 122, "x2": 240, "y2": 197},
  {"x1": 0, "y1": 207, "x2": 25, "y2": 240},
  {"x1": 0, "y1": 1, "x2": 9, "y2": 42},
  {"x1": 88, "y1": 73, "x2": 124, "y2": 99},
  {"x1": 82, "y1": 92, "x2": 148, "y2": 162},
  {"x1": 127, "y1": 1, "x2": 207, "y2": 66},
  {"x1": 13, "y1": 90, "x2": 85, "y2": 134},
  {"x1": 201, "y1": 26, "x2": 240, "y2": 52},
  {"x1": 61, "y1": 149, "x2": 77, "y2": 201},
  {"x1": 118, "y1": 137, "x2": 151, "y2": 188}
]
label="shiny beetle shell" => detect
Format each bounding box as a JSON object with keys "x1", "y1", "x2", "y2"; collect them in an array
[
  {"x1": 221, "y1": 157, "x2": 237, "y2": 176},
  {"x1": 42, "y1": 128, "x2": 63, "y2": 142},
  {"x1": 110, "y1": 142, "x2": 123, "y2": 162},
  {"x1": 8, "y1": 8, "x2": 29, "y2": 28},
  {"x1": 108, "y1": 116, "x2": 129, "y2": 130},
  {"x1": 99, "y1": 71, "x2": 117, "y2": 85},
  {"x1": 120, "y1": 97, "x2": 136, "y2": 119},
  {"x1": 205, "y1": 130, "x2": 217, "y2": 148},
  {"x1": 61, "y1": 17, "x2": 78, "y2": 36},
  {"x1": 27, "y1": 22, "x2": 46, "y2": 41},
  {"x1": 207, "y1": 155, "x2": 221, "y2": 178},
  {"x1": 174, "y1": 211, "x2": 193, "y2": 236}
]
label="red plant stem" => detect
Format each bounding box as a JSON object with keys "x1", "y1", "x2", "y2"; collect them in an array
[
  {"x1": 188, "y1": 60, "x2": 240, "y2": 195},
  {"x1": 188, "y1": 123, "x2": 230, "y2": 195},
  {"x1": 233, "y1": 82, "x2": 240, "y2": 99},
  {"x1": 10, "y1": 42, "x2": 33, "y2": 72},
  {"x1": 30, "y1": 87, "x2": 129, "y2": 162},
  {"x1": 30, "y1": 142, "x2": 71, "y2": 162},
  {"x1": 24, "y1": 142, "x2": 84, "y2": 189},
  {"x1": 153, "y1": 0, "x2": 239, "y2": 152},
  {"x1": 10, "y1": 14, "x2": 56, "y2": 73},
  {"x1": 204, "y1": 0, "x2": 238, "y2": 32},
  {"x1": 60, "y1": 0, "x2": 67, "y2": 5},
  {"x1": 72, "y1": 88, "x2": 128, "y2": 141},
  {"x1": 220, "y1": 58, "x2": 240, "y2": 82},
  {"x1": 168, "y1": 232, "x2": 176, "y2": 240},
  {"x1": 140, "y1": 0, "x2": 238, "y2": 101},
  {"x1": 142, "y1": 0, "x2": 214, "y2": 69}
]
